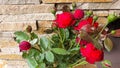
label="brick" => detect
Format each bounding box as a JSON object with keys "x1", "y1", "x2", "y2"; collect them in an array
[
  {"x1": 0, "y1": 47, "x2": 21, "y2": 54},
  {"x1": 25, "y1": 0, "x2": 40, "y2": 4},
  {"x1": 0, "y1": 39, "x2": 17, "y2": 48},
  {"x1": 43, "y1": 0, "x2": 112, "y2": 3},
  {"x1": 0, "y1": 4, "x2": 54, "y2": 15},
  {"x1": 0, "y1": 0, "x2": 41, "y2": 5},
  {"x1": 56, "y1": 3, "x2": 89, "y2": 10},
  {"x1": 86, "y1": 0, "x2": 120, "y2": 9},
  {"x1": 0, "y1": 13, "x2": 55, "y2": 22},
  {"x1": 0, "y1": 60, "x2": 28, "y2": 68},
  {"x1": 0, "y1": 21, "x2": 37, "y2": 31},
  {"x1": 0, "y1": 54, "x2": 23, "y2": 60},
  {"x1": 93, "y1": 11, "x2": 109, "y2": 16},
  {"x1": 38, "y1": 21, "x2": 52, "y2": 28},
  {"x1": 0, "y1": 0, "x2": 25, "y2": 5}
]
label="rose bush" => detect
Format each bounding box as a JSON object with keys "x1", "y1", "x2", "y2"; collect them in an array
[{"x1": 14, "y1": 4, "x2": 118, "y2": 68}]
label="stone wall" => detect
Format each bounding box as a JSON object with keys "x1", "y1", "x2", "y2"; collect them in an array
[{"x1": 0, "y1": 0, "x2": 120, "y2": 68}]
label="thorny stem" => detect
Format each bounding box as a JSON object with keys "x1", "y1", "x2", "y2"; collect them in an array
[{"x1": 69, "y1": 58, "x2": 86, "y2": 68}]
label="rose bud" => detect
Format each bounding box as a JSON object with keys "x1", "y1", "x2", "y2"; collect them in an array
[
  {"x1": 26, "y1": 25, "x2": 32, "y2": 33},
  {"x1": 85, "y1": 10, "x2": 93, "y2": 17},
  {"x1": 19, "y1": 41, "x2": 31, "y2": 52},
  {"x1": 74, "y1": 9, "x2": 84, "y2": 19}
]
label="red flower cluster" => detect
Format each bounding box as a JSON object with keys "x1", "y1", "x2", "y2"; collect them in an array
[
  {"x1": 54, "y1": 9, "x2": 103, "y2": 64},
  {"x1": 80, "y1": 42, "x2": 104, "y2": 64},
  {"x1": 54, "y1": 9, "x2": 84, "y2": 28}
]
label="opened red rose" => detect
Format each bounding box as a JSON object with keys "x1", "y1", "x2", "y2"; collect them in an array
[
  {"x1": 74, "y1": 9, "x2": 84, "y2": 19},
  {"x1": 54, "y1": 12, "x2": 75, "y2": 28},
  {"x1": 19, "y1": 41, "x2": 31, "y2": 52},
  {"x1": 80, "y1": 42, "x2": 104, "y2": 64},
  {"x1": 74, "y1": 20, "x2": 89, "y2": 30},
  {"x1": 87, "y1": 17, "x2": 99, "y2": 28}
]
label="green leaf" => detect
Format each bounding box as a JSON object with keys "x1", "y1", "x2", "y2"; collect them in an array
[
  {"x1": 60, "y1": 29, "x2": 69, "y2": 40},
  {"x1": 26, "y1": 57, "x2": 38, "y2": 68},
  {"x1": 45, "y1": 51, "x2": 54, "y2": 62},
  {"x1": 39, "y1": 63, "x2": 46, "y2": 68},
  {"x1": 39, "y1": 37, "x2": 49, "y2": 50},
  {"x1": 30, "y1": 39, "x2": 38, "y2": 45},
  {"x1": 101, "y1": 60, "x2": 112, "y2": 68},
  {"x1": 52, "y1": 48, "x2": 70, "y2": 55},
  {"x1": 28, "y1": 48, "x2": 40, "y2": 57},
  {"x1": 58, "y1": 63, "x2": 67, "y2": 68},
  {"x1": 69, "y1": 47, "x2": 80, "y2": 52},
  {"x1": 14, "y1": 31, "x2": 29, "y2": 43},
  {"x1": 38, "y1": 53, "x2": 44, "y2": 63},
  {"x1": 31, "y1": 32, "x2": 38, "y2": 39},
  {"x1": 104, "y1": 37, "x2": 113, "y2": 52}
]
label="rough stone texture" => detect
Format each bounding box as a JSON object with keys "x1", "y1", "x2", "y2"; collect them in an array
[
  {"x1": 93, "y1": 11, "x2": 109, "y2": 16},
  {"x1": 0, "y1": 54, "x2": 23, "y2": 60},
  {"x1": 43, "y1": 0, "x2": 112, "y2": 3},
  {"x1": 0, "y1": 21, "x2": 37, "y2": 31},
  {"x1": 0, "y1": 60, "x2": 28, "y2": 68},
  {"x1": 0, "y1": 38, "x2": 17, "y2": 48},
  {"x1": 0, "y1": 0, "x2": 41, "y2": 5},
  {"x1": 0, "y1": 4, "x2": 54, "y2": 15},
  {"x1": 38, "y1": 21, "x2": 52, "y2": 28},
  {"x1": 84, "y1": 0, "x2": 120, "y2": 9},
  {"x1": 25, "y1": 0, "x2": 40, "y2": 4},
  {"x1": 0, "y1": 47, "x2": 21, "y2": 54},
  {"x1": 0, "y1": 13, "x2": 55, "y2": 22}
]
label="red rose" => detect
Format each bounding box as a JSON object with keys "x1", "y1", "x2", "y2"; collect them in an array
[
  {"x1": 80, "y1": 42, "x2": 103, "y2": 64},
  {"x1": 19, "y1": 41, "x2": 31, "y2": 52},
  {"x1": 73, "y1": 9, "x2": 84, "y2": 19},
  {"x1": 74, "y1": 20, "x2": 89, "y2": 30},
  {"x1": 54, "y1": 12, "x2": 75, "y2": 28},
  {"x1": 87, "y1": 17, "x2": 93, "y2": 24},
  {"x1": 87, "y1": 17, "x2": 99, "y2": 28}
]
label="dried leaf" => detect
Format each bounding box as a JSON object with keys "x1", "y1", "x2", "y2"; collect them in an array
[
  {"x1": 79, "y1": 30, "x2": 102, "y2": 50},
  {"x1": 104, "y1": 37, "x2": 113, "y2": 52}
]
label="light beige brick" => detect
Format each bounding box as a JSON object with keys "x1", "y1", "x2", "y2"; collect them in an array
[
  {"x1": 25, "y1": 0, "x2": 40, "y2": 4},
  {"x1": 0, "y1": 38, "x2": 17, "y2": 48},
  {"x1": 0, "y1": 0, "x2": 41, "y2": 5},
  {"x1": 0, "y1": 21, "x2": 37, "y2": 31},
  {"x1": 0, "y1": 54, "x2": 23, "y2": 60},
  {"x1": 0, "y1": 60, "x2": 28, "y2": 68},
  {"x1": 0, "y1": 4, "x2": 54, "y2": 15},
  {"x1": 0, "y1": 13, "x2": 55, "y2": 22},
  {"x1": 93, "y1": 11, "x2": 109, "y2": 16},
  {"x1": 85, "y1": 0, "x2": 120, "y2": 9},
  {"x1": 43, "y1": 0, "x2": 112, "y2": 3},
  {"x1": 0, "y1": 47, "x2": 21, "y2": 55}
]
